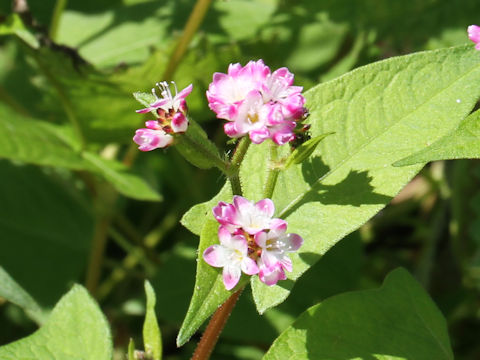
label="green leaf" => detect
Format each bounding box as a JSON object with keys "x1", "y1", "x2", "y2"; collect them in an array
[
  {"x1": 394, "y1": 109, "x2": 480, "y2": 166},
  {"x1": 0, "y1": 285, "x2": 112, "y2": 359},
  {"x1": 0, "y1": 266, "x2": 46, "y2": 325},
  {"x1": 133, "y1": 91, "x2": 157, "y2": 111},
  {"x1": 0, "y1": 104, "x2": 90, "y2": 170},
  {"x1": 175, "y1": 119, "x2": 225, "y2": 170},
  {"x1": 0, "y1": 14, "x2": 39, "y2": 48},
  {"x1": 0, "y1": 162, "x2": 93, "y2": 305},
  {"x1": 143, "y1": 281, "x2": 162, "y2": 360},
  {"x1": 176, "y1": 220, "x2": 248, "y2": 346},
  {"x1": 182, "y1": 44, "x2": 480, "y2": 323},
  {"x1": 284, "y1": 132, "x2": 334, "y2": 169},
  {"x1": 250, "y1": 44, "x2": 480, "y2": 313},
  {"x1": 83, "y1": 153, "x2": 162, "y2": 202},
  {"x1": 263, "y1": 268, "x2": 453, "y2": 360}
]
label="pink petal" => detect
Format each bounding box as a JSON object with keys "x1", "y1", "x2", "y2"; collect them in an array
[
  {"x1": 177, "y1": 84, "x2": 193, "y2": 100},
  {"x1": 285, "y1": 233, "x2": 303, "y2": 252},
  {"x1": 133, "y1": 129, "x2": 173, "y2": 151},
  {"x1": 224, "y1": 122, "x2": 243, "y2": 137},
  {"x1": 258, "y1": 262, "x2": 286, "y2": 286},
  {"x1": 145, "y1": 120, "x2": 161, "y2": 130},
  {"x1": 279, "y1": 255, "x2": 292, "y2": 272},
  {"x1": 468, "y1": 25, "x2": 480, "y2": 44},
  {"x1": 203, "y1": 245, "x2": 227, "y2": 267},
  {"x1": 241, "y1": 257, "x2": 259, "y2": 275},
  {"x1": 223, "y1": 265, "x2": 241, "y2": 290},
  {"x1": 254, "y1": 199, "x2": 275, "y2": 218},
  {"x1": 213, "y1": 202, "x2": 237, "y2": 225},
  {"x1": 249, "y1": 128, "x2": 270, "y2": 144},
  {"x1": 233, "y1": 196, "x2": 252, "y2": 214},
  {"x1": 269, "y1": 218, "x2": 287, "y2": 233},
  {"x1": 171, "y1": 113, "x2": 188, "y2": 133},
  {"x1": 254, "y1": 231, "x2": 268, "y2": 248}
]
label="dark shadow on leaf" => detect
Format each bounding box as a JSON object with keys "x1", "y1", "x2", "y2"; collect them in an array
[
  {"x1": 282, "y1": 158, "x2": 392, "y2": 218},
  {"x1": 298, "y1": 252, "x2": 320, "y2": 267},
  {"x1": 276, "y1": 279, "x2": 295, "y2": 291}
]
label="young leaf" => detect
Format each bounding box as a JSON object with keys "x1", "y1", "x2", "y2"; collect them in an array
[
  {"x1": 394, "y1": 109, "x2": 480, "y2": 166},
  {"x1": 0, "y1": 285, "x2": 112, "y2": 360},
  {"x1": 263, "y1": 268, "x2": 453, "y2": 360},
  {"x1": 176, "y1": 220, "x2": 248, "y2": 346},
  {"x1": 284, "y1": 132, "x2": 334, "y2": 169},
  {"x1": 0, "y1": 266, "x2": 46, "y2": 325},
  {"x1": 133, "y1": 91, "x2": 157, "y2": 113},
  {"x1": 143, "y1": 281, "x2": 162, "y2": 360}
]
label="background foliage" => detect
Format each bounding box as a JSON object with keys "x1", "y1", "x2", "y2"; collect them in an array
[{"x1": 1, "y1": 0, "x2": 480, "y2": 359}]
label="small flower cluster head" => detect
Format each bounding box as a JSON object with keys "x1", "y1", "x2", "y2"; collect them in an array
[
  {"x1": 207, "y1": 60, "x2": 308, "y2": 146},
  {"x1": 133, "y1": 82, "x2": 193, "y2": 151},
  {"x1": 468, "y1": 25, "x2": 480, "y2": 50},
  {"x1": 203, "y1": 196, "x2": 303, "y2": 290}
]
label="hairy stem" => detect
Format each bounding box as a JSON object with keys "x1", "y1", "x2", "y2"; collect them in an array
[
  {"x1": 191, "y1": 289, "x2": 243, "y2": 360},
  {"x1": 163, "y1": 0, "x2": 213, "y2": 81},
  {"x1": 49, "y1": 0, "x2": 68, "y2": 41},
  {"x1": 227, "y1": 137, "x2": 251, "y2": 196},
  {"x1": 263, "y1": 143, "x2": 280, "y2": 199}
]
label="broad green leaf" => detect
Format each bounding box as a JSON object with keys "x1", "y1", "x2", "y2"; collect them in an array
[
  {"x1": 83, "y1": 153, "x2": 162, "y2": 202},
  {"x1": 285, "y1": 133, "x2": 334, "y2": 169},
  {"x1": 176, "y1": 220, "x2": 248, "y2": 346},
  {"x1": 263, "y1": 268, "x2": 453, "y2": 360},
  {"x1": 143, "y1": 281, "x2": 162, "y2": 360},
  {"x1": 0, "y1": 104, "x2": 90, "y2": 170},
  {"x1": 182, "y1": 44, "x2": 480, "y2": 326},
  {"x1": 0, "y1": 266, "x2": 46, "y2": 325},
  {"x1": 133, "y1": 91, "x2": 157, "y2": 111},
  {"x1": 0, "y1": 14, "x2": 39, "y2": 49},
  {"x1": 394, "y1": 109, "x2": 480, "y2": 166},
  {"x1": 0, "y1": 285, "x2": 112, "y2": 360},
  {"x1": 0, "y1": 162, "x2": 93, "y2": 305},
  {"x1": 250, "y1": 44, "x2": 480, "y2": 313}
]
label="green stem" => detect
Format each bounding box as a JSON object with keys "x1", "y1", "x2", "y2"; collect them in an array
[
  {"x1": 49, "y1": 0, "x2": 68, "y2": 41},
  {"x1": 163, "y1": 0, "x2": 213, "y2": 81},
  {"x1": 227, "y1": 137, "x2": 251, "y2": 196},
  {"x1": 263, "y1": 143, "x2": 280, "y2": 199},
  {"x1": 85, "y1": 215, "x2": 111, "y2": 296}
]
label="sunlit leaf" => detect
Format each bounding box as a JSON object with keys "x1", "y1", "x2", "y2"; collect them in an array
[
  {"x1": 394, "y1": 109, "x2": 480, "y2": 166},
  {"x1": 143, "y1": 281, "x2": 162, "y2": 360},
  {"x1": 0, "y1": 285, "x2": 112, "y2": 359}
]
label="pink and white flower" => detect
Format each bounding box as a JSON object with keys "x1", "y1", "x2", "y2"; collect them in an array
[
  {"x1": 203, "y1": 227, "x2": 259, "y2": 290},
  {"x1": 133, "y1": 82, "x2": 192, "y2": 151},
  {"x1": 468, "y1": 25, "x2": 480, "y2": 50},
  {"x1": 213, "y1": 196, "x2": 275, "y2": 235},
  {"x1": 206, "y1": 196, "x2": 304, "y2": 289},
  {"x1": 133, "y1": 125, "x2": 173, "y2": 151},
  {"x1": 255, "y1": 218, "x2": 303, "y2": 273},
  {"x1": 207, "y1": 60, "x2": 307, "y2": 145}
]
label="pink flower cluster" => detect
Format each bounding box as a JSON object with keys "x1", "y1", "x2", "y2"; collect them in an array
[
  {"x1": 133, "y1": 82, "x2": 192, "y2": 151},
  {"x1": 469, "y1": 25, "x2": 480, "y2": 50},
  {"x1": 203, "y1": 196, "x2": 303, "y2": 290},
  {"x1": 207, "y1": 60, "x2": 307, "y2": 145}
]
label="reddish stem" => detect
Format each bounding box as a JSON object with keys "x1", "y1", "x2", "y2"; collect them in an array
[{"x1": 191, "y1": 290, "x2": 243, "y2": 360}]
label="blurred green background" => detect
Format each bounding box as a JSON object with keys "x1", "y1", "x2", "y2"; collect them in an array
[{"x1": 1, "y1": 0, "x2": 480, "y2": 359}]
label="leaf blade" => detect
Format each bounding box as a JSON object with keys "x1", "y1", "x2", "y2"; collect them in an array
[{"x1": 263, "y1": 268, "x2": 453, "y2": 360}]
